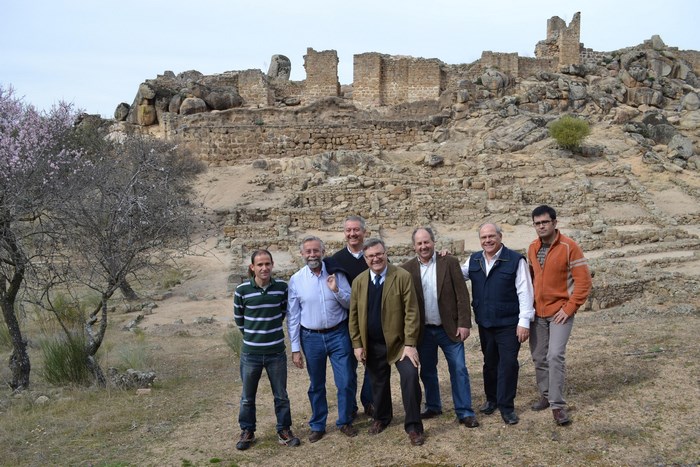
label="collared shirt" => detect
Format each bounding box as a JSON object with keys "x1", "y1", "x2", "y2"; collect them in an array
[
  {"x1": 461, "y1": 247, "x2": 535, "y2": 329},
  {"x1": 347, "y1": 246, "x2": 363, "y2": 260},
  {"x1": 418, "y1": 252, "x2": 440, "y2": 326},
  {"x1": 368, "y1": 266, "x2": 387, "y2": 286},
  {"x1": 287, "y1": 261, "x2": 351, "y2": 352}
]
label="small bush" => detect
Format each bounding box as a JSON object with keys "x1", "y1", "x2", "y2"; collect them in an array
[
  {"x1": 223, "y1": 329, "x2": 243, "y2": 358},
  {"x1": 40, "y1": 333, "x2": 92, "y2": 385},
  {"x1": 114, "y1": 332, "x2": 153, "y2": 371},
  {"x1": 549, "y1": 115, "x2": 591, "y2": 151},
  {"x1": 161, "y1": 268, "x2": 184, "y2": 289}
]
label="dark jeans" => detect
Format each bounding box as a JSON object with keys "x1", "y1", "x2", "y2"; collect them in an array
[
  {"x1": 238, "y1": 350, "x2": 292, "y2": 432},
  {"x1": 479, "y1": 324, "x2": 521, "y2": 414}
]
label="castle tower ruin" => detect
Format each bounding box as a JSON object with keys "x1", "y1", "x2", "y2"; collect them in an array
[
  {"x1": 535, "y1": 12, "x2": 581, "y2": 68},
  {"x1": 302, "y1": 48, "x2": 340, "y2": 102}
]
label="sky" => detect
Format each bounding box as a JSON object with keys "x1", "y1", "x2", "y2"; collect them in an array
[{"x1": 2, "y1": 0, "x2": 698, "y2": 118}]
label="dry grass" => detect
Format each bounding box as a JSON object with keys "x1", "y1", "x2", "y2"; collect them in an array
[{"x1": 1, "y1": 304, "x2": 699, "y2": 467}]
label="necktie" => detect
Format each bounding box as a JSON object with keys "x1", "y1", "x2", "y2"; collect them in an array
[{"x1": 374, "y1": 274, "x2": 381, "y2": 287}]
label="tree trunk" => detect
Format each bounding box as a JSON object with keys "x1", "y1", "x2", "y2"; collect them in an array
[
  {"x1": 1, "y1": 300, "x2": 31, "y2": 391},
  {"x1": 119, "y1": 280, "x2": 138, "y2": 300},
  {"x1": 86, "y1": 355, "x2": 106, "y2": 387}
]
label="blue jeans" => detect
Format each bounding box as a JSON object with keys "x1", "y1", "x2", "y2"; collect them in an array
[
  {"x1": 300, "y1": 324, "x2": 355, "y2": 431},
  {"x1": 238, "y1": 350, "x2": 292, "y2": 432},
  {"x1": 419, "y1": 325, "x2": 475, "y2": 418}
]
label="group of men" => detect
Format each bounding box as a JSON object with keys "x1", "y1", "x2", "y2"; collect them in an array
[{"x1": 232, "y1": 205, "x2": 592, "y2": 450}]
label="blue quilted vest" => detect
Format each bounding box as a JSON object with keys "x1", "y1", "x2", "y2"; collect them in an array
[{"x1": 468, "y1": 246, "x2": 523, "y2": 328}]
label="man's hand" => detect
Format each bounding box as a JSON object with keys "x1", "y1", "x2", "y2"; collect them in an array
[
  {"x1": 400, "y1": 345, "x2": 420, "y2": 368},
  {"x1": 552, "y1": 308, "x2": 570, "y2": 325},
  {"x1": 516, "y1": 325, "x2": 530, "y2": 343},
  {"x1": 326, "y1": 274, "x2": 339, "y2": 293},
  {"x1": 292, "y1": 351, "x2": 304, "y2": 369},
  {"x1": 354, "y1": 347, "x2": 366, "y2": 365},
  {"x1": 437, "y1": 249, "x2": 451, "y2": 257},
  {"x1": 456, "y1": 327, "x2": 470, "y2": 341}
]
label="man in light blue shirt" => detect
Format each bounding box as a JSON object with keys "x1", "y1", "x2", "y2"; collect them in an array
[{"x1": 288, "y1": 235, "x2": 358, "y2": 443}]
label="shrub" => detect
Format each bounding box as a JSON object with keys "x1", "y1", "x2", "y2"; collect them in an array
[
  {"x1": 114, "y1": 331, "x2": 153, "y2": 371},
  {"x1": 40, "y1": 333, "x2": 92, "y2": 385},
  {"x1": 549, "y1": 115, "x2": 591, "y2": 151},
  {"x1": 223, "y1": 329, "x2": 243, "y2": 358}
]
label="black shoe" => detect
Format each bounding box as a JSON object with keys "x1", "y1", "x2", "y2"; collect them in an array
[
  {"x1": 501, "y1": 411, "x2": 519, "y2": 425},
  {"x1": 479, "y1": 401, "x2": 497, "y2": 415},
  {"x1": 420, "y1": 408, "x2": 443, "y2": 419},
  {"x1": 236, "y1": 429, "x2": 256, "y2": 450},
  {"x1": 459, "y1": 415, "x2": 480, "y2": 428}
]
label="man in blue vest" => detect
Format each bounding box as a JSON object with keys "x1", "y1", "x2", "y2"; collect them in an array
[{"x1": 462, "y1": 223, "x2": 535, "y2": 425}]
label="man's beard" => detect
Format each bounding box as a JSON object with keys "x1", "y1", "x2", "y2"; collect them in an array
[{"x1": 306, "y1": 258, "x2": 321, "y2": 269}]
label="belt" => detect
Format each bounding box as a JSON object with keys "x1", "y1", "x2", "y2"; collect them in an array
[{"x1": 301, "y1": 320, "x2": 346, "y2": 334}]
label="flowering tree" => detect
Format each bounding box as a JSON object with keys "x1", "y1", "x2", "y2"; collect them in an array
[
  {"x1": 0, "y1": 85, "x2": 83, "y2": 390},
  {"x1": 43, "y1": 128, "x2": 205, "y2": 385}
]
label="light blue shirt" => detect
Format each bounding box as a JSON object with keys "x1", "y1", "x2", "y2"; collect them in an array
[{"x1": 287, "y1": 261, "x2": 351, "y2": 352}]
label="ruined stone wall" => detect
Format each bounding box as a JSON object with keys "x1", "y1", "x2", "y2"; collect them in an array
[
  {"x1": 353, "y1": 53, "x2": 383, "y2": 107},
  {"x1": 302, "y1": 48, "x2": 339, "y2": 102},
  {"x1": 580, "y1": 47, "x2": 606, "y2": 65},
  {"x1": 557, "y1": 12, "x2": 581, "y2": 67},
  {"x1": 353, "y1": 53, "x2": 443, "y2": 107},
  {"x1": 163, "y1": 111, "x2": 433, "y2": 165},
  {"x1": 677, "y1": 50, "x2": 700, "y2": 75},
  {"x1": 238, "y1": 69, "x2": 273, "y2": 107},
  {"x1": 518, "y1": 56, "x2": 557, "y2": 77},
  {"x1": 480, "y1": 52, "x2": 519, "y2": 76}
]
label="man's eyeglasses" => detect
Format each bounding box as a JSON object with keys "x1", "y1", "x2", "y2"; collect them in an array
[
  {"x1": 533, "y1": 220, "x2": 553, "y2": 227},
  {"x1": 365, "y1": 252, "x2": 385, "y2": 260}
]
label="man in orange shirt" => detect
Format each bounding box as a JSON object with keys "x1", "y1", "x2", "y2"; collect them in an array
[{"x1": 527, "y1": 205, "x2": 592, "y2": 426}]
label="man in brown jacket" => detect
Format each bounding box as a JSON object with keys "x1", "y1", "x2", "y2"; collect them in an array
[
  {"x1": 349, "y1": 238, "x2": 425, "y2": 446},
  {"x1": 401, "y1": 227, "x2": 478, "y2": 428}
]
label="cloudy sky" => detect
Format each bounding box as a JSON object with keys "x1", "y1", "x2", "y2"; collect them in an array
[{"x1": 2, "y1": 0, "x2": 698, "y2": 117}]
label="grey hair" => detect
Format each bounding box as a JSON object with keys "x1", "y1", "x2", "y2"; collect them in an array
[
  {"x1": 478, "y1": 222, "x2": 502, "y2": 237},
  {"x1": 362, "y1": 237, "x2": 386, "y2": 252},
  {"x1": 300, "y1": 235, "x2": 325, "y2": 252},
  {"x1": 411, "y1": 227, "x2": 435, "y2": 243},
  {"x1": 344, "y1": 215, "x2": 366, "y2": 231}
]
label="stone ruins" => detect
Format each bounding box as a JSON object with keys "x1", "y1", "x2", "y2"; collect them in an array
[{"x1": 107, "y1": 12, "x2": 700, "y2": 314}]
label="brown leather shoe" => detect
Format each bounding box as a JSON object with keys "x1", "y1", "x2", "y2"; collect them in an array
[
  {"x1": 339, "y1": 424, "x2": 358, "y2": 437},
  {"x1": 408, "y1": 430, "x2": 425, "y2": 446},
  {"x1": 552, "y1": 408, "x2": 571, "y2": 426},
  {"x1": 368, "y1": 420, "x2": 388, "y2": 435},
  {"x1": 308, "y1": 430, "x2": 325, "y2": 443},
  {"x1": 532, "y1": 396, "x2": 550, "y2": 411},
  {"x1": 459, "y1": 415, "x2": 480, "y2": 428}
]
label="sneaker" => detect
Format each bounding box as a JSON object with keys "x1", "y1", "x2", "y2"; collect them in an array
[
  {"x1": 277, "y1": 427, "x2": 301, "y2": 447},
  {"x1": 236, "y1": 429, "x2": 256, "y2": 450}
]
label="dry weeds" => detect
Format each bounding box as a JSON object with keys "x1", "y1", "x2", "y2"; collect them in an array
[{"x1": 1, "y1": 301, "x2": 699, "y2": 467}]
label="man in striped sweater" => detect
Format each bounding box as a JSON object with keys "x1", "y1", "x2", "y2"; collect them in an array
[
  {"x1": 528, "y1": 205, "x2": 592, "y2": 426},
  {"x1": 233, "y1": 249, "x2": 301, "y2": 450}
]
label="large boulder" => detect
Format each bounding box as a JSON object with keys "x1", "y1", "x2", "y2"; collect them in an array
[
  {"x1": 203, "y1": 90, "x2": 243, "y2": 111},
  {"x1": 180, "y1": 97, "x2": 208, "y2": 115},
  {"x1": 681, "y1": 92, "x2": 700, "y2": 111},
  {"x1": 268, "y1": 54, "x2": 291, "y2": 80},
  {"x1": 114, "y1": 103, "x2": 130, "y2": 121}
]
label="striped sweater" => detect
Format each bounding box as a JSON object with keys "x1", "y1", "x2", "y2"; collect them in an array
[
  {"x1": 233, "y1": 278, "x2": 288, "y2": 354},
  {"x1": 528, "y1": 231, "x2": 592, "y2": 317}
]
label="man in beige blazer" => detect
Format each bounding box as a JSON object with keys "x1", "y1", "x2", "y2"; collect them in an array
[{"x1": 349, "y1": 238, "x2": 425, "y2": 446}]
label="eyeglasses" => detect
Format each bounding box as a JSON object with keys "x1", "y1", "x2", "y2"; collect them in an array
[
  {"x1": 365, "y1": 252, "x2": 386, "y2": 260},
  {"x1": 533, "y1": 220, "x2": 553, "y2": 227}
]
